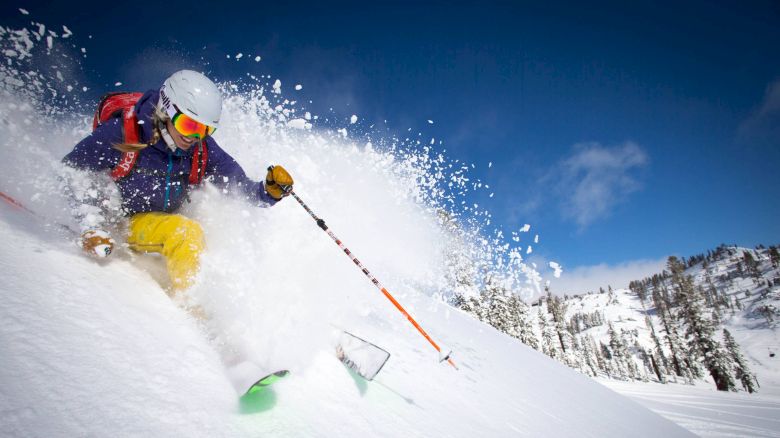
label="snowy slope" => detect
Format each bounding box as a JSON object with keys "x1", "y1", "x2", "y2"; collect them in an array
[
  {"x1": 0, "y1": 204, "x2": 694, "y2": 437},
  {"x1": 601, "y1": 379, "x2": 780, "y2": 437}
]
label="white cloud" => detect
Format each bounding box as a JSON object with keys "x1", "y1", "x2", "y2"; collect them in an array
[
  {"x1": 738, "y1": 79, "x2": 780, "y2": 143},
  {"x1": 551, "y1": 142, "x2": 648, "y2": 230},
  {"x1": 755, "y1": 79, "x2": 780, "y2": 116},
  {"x1": 543, "y1": 257, "x2": 667, "y2": 297}
]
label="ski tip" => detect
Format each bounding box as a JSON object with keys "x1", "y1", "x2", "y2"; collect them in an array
[{"x1": 245, "y1": 370, "x2": 290, "y2": 396}]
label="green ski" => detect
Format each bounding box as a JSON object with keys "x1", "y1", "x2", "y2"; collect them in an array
[
  {"x1": 244, "y1": 370, "x2": 290, "y2": 396},
  {"x1": 239, "y1": 370, "x2": 289, "y2": 413}
]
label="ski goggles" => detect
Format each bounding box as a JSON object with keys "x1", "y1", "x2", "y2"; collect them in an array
[{"x1": 169, "y1": 105, "x2": 216, "y2": 139}]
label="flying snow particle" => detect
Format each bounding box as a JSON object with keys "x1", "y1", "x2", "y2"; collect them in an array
[
  {"x1": 534, "y1": 235, "x2": 539, "y2": 243},
  {"x1": 527, "y1": 246, "x2": 533, "y2": 254},
  {"x1": 272, "y1": 79, "x2": 282, "y2": 94},
  {"x1": 350, "y1": 115, "x2": 358, "y2": 124},
  {"x1": 337, "y1": 128, "x2": 348, "y2": 138},
  {"x1": 428, "y1": 120, "x2": 434, "y2": 124},
  {"x1": 304, "y1": 112, "x2": 312, "y2": 120},
  {"x1": 489, "y1": 193, "x2": 494, "y2": 198},
  {"x1": 62, "y1": 26, "x2": 72, "y2": 38},
  {"x1": 19, "y1": 8, "x2": 29, "y2": 15},
  {"x1": 46, "y1": 36, "x2": 53, "y2": 49},
  {"x1": 82, "y1": 86, "x2": 88, "y2": 92},
  {"x1": 519, "y1": 224, "x2": 530, "y2": 233},
  {"x1": 549, "y1": 262, "x2": 563, "y2": 278},
  {"x1": 295, "y1": 84, "x2": 303, "y2": 91},
  {"x1": 114, "y1": 82, "x2": 123, "y2": 86},
  {"x1": 287, "y1": 119, "x2": 312, "y2": 130},
  {"x1": 254, "y1": 56, "x2": 261, "y2": 62},
  {"x1": 488, "y1": 161, "x2": 493, "y2": 168},
  {"x1": 235, "y1": 53, "x2": 243, "y2": 59}
]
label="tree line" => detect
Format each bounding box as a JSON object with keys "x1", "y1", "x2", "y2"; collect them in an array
[{"x1": 449, "y1": 243, "x2": 780, "y2": 393}]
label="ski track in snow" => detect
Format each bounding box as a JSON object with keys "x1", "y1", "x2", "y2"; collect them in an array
[{"x1": 602, "y1": 379, "x2": 780, "y2": 437}]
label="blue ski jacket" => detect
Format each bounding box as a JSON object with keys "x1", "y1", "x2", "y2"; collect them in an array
[{"x1": 63, "y1": 89, "x2": 277, "y2": 216}]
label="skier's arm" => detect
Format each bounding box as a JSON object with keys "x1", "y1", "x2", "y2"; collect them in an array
[
  {"x1": 203, "y1": 139, "x2": 282, "y2": 207},
  {"x1": 61, "y1": 120, "x2": 124, "y2": 254},
  {"x1": 63, "y1": 118, "x2": 124, "y2": 171}
]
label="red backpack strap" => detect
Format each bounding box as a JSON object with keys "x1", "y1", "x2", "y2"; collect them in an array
[
  {"x1": 110, "y1": 150, "x2": 139, "y2": 181},
  {"x1": 93, "y1": 92, "x2": 144, "y2": 130},
  {"x1": 189, "y1": 139, "x2": 209, "y2": 185},
  {"x1": 121, "y1": 106, "x2": 141, "y2": 144},
  {"x1": 92, "y1": 92, "x2": 144, "y2": 181},
  {"x1": 109, "y1": 107, "x2": 142, "y2": 181}
]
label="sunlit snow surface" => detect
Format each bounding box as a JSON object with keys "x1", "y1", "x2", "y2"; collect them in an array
[
  {"x1": 602, "y1": 380, "x2": 780, "y2": 438},
  {"x1": 0, "y1": 18, "x2": 718, "y2": 437}
]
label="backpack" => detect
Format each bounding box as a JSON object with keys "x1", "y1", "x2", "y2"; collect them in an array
[{"x1": 92, "y1": 92, "x2": 208, "y2": 184}]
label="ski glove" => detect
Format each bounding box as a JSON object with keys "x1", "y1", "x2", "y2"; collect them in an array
[
  {"x1": 81, "y1": 229, "x2": 115, "y2": 258},
  {"x1": 265, "y1": 165, "x2": 294, "y2": 200}
]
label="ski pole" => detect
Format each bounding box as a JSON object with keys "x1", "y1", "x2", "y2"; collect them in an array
[
  {"x1": 0, "y1": 190, "x2": 35, "y2": 215},
  {"x1": 0, "y1": 189, "x2": 78, "y2": 236},
  {"x1": 289, "y1": 189, "x2": 458, "y2": 370}
]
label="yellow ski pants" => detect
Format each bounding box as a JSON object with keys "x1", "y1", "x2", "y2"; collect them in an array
[{"x1": 127, "y1": 212, "x2": 205, "y2": 292}]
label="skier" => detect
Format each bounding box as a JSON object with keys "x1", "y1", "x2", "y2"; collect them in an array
[{"x1": 63, "y1": 70, "x2": 293, "y2": 293}]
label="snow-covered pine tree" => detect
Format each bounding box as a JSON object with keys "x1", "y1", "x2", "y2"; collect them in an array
[
  {"x1": 645, "y1": 315, "x2": 668, "y2": 382},
  {"x1": 652, "y1": 285, "x2": 692, "y2": 381},
  {"x1": 636, "y1": 343, "x2": 654, "y2": 382},
  {"x1": 606, "y1": 322, "x2": 629, "y2": 380},
  {"x1": 579, "y1": 334, "x2": 599, "y2": 377},
  {"x1": 742, "y1": 251, "x2": 761, "y2": 281},
  {"x1": 510, "y1": 294, "x2": 539, "y2": 350},
  {"x1": 546, "y1": 293, "x2": 583, "y2": 370},
  {"x1": 669, "y1": 256, "x2": 735, "y2": 391},
  {"x1": 439, "y1": 210, "x2": 480, "y2": 299},
  {"x1": 722, "y1": 328, "x2": 758, "y2": 393},
  {"x1": 591, "y1": 336, "x2": 609, "y2": 376},
  {"x1": 769, "y1": 246, "x2": 780, "y2": 268},
  {"x1": 620, "y1": 328, "x2": 641, "y2": 380},
  {"x1": 537, "y1": 306, "x2": 562, "y2": 361},
  {"x1": 484, "y1": 280, "x2": 515, "y2": 334}
]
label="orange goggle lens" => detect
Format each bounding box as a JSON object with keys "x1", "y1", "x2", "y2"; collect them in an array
[{"x1": 171, "y1": 111, "x2": 216, "y2": 139}]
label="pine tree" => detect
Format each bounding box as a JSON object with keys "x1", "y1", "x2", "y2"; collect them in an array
[
  {"x1": 440, "y1": 210, "x2": 480, "y2": 299},
  {"x1": 645, "y1": 315, "x2": 669, "y2": 380},
  {"x1": 510, "y1": 294, "x2": 539, "y2": 350},
  {"x1": 653, "y1": 285, "x2": 691, "y2": 380},
  {"x1": 670, "y1": 257, "x2": 735, "y2": 391},
  {"x1": 607, "y1": 322, "x2": 629, "y2": 380},
  {"x1": 769, "y1": 246, "x2": 780, "y2": 268},
  {"x1": 722, "y1": 329, "x2": 758, "y2": 393},
  {"x1": 537, "y1": 307, "x2": 562, "y2": 361},
  {"x1": 484, "y1": 281, "x2": 514, "y2": 333},
  {"x1": 546, "y1": 293, "x2": 584, "y2": 370},
  {"x1": 592, "y1": 337, "x2": 609, "y2": 376},
  {"x1": 578, "y1": 335, "x2": 599, "y2": 376},
  {"x1": 742, "y1": 251, "x2": 761, "y2": 280}
]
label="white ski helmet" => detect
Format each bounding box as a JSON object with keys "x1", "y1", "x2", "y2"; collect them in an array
[{"x1": 159, "y1": 70, "x2": 222, "y2": 129}]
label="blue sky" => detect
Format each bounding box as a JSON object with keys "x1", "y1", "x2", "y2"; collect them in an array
[{"x1": 6, "y1": 1, "x2": 780, "y2": 285}]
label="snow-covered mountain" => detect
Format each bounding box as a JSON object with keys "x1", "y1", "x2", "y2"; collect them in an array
[{"x1": 457, "y1": 243, "x2": 780, "y2": 400}]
